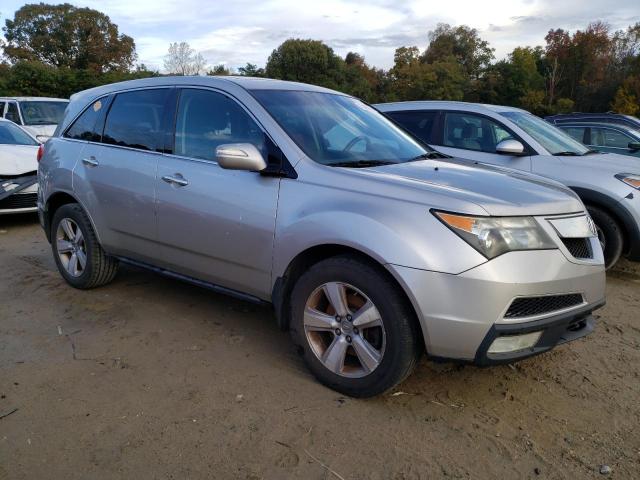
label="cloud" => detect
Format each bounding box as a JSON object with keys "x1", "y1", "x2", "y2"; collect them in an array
[{"x1": 1, "y1": 0, "x2": 639, "y2": 71}]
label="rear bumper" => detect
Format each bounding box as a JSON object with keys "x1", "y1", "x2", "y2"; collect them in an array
[{"x1": 387, "y1": 249, "x2": 606, "y2": 361}]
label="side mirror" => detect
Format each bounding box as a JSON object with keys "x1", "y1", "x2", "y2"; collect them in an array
[
  {"x1": 216, "y1": 143, "x2": 267, "y2": 172},
  {"x1": 628, "y1": 142, "x2": 640, "y2": 152},
  {"x1": 496, "y1": 139, "x2": 525, "y2": 156}
]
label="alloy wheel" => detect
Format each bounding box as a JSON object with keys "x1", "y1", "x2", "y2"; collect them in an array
[
  {"x1": 303, "y1": 282, "x2": 386, "y2": 378},
  {"x1": 56, "y1": 218, "x2": 87, "y2": 278}
]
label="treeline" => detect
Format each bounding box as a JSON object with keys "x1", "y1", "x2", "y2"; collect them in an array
[{"x1": 1, "y1": 4, "x2": 639, "y2": 116}]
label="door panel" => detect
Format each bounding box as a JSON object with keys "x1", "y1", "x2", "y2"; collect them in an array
[
  {"x1": 156, "y1": 157, "x2": 279, "y2": 297},
  {"x1": 72, "y1": 89, "x2": 170, "y2": 262},
  {"x1": 156, "y1": 88, "x2": 280, "y2": 298}
]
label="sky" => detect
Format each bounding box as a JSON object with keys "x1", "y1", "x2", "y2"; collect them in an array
[{"x1": 1, "y1": 0, "x2": 639, "y2": 72}]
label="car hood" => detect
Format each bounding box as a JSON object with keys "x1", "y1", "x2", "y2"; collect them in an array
[
  {"x1": 0, "y1": 145, "x2": 39, "y2": 176},
  {"x1": 350, "y1": 158, "x2": 585, "y2": 216},
  {"x1": 21, "y1": 124, "x2": 56, "y2": 140},
  {"x1": 559, "y1": 151, "x2": 640, "y2": 172}
]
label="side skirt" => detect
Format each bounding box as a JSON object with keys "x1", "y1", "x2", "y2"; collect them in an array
[{"x1": 115, "y1": 256, "x2": 272, "y2": 307}]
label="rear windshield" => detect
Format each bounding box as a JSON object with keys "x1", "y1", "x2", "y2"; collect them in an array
[
  {"x1": 251, "y1": 90, "x2": 428, "y2": 166},
  {"x1": 0, "y1": 122, "x2": 38, "y2": 146},
  {"x1": 19, "y1": 101, "x2": 68, "y2": 126}
]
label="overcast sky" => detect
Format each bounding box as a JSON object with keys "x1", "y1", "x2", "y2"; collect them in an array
[{"x1": 2, "y1": 0, "x2": 639, "y2": 71}]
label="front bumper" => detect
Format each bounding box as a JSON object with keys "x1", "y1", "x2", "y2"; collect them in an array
[
  {"x1": 474, "y1": 302, "x2": 602, "y2": 365},
  {"x1": 387, "y1": 249, "x2": 606, "y2": 361},
  {"x1": 0, "y1": 183, "x2": 38, "y2": 215}
]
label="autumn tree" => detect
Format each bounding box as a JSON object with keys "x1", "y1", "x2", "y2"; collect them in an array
[
  {"x1": 164, "y1": 42, "x2": 207, "y2": 75},
  {"x1": 3, "y1": 3, "x2": 136, "y2": 72}
]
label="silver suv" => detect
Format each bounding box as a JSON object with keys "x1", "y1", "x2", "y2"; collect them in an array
[
  {"x1": 377, "y1": 101, "x2": 640, "y2": 269},
  {"x1": 38, "y1": 77, "x2": 605, "y2": 397}
]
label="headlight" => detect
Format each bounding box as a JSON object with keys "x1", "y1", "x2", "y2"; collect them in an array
[
  {"x1": 615, "y1": 173, "x2": 640, "y2": 190},
  {"x1": 434, "y1": 211, "x2": 556, "y2": 259}
]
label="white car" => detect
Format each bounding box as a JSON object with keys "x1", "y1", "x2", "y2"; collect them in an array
[
  {"x1": 0, "y1": 96, "x2": 69, "y2": 141},
  {"x1": 0, "y1": 118, "x2": 40, "y2": 215}
]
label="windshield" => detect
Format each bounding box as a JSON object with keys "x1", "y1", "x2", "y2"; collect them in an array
[
  {"x1": 0, "y1": 122, "x2": 38, "y2": 146},
  {"x1": 500, "y1": 111, "x2": 590, "y2": 156},
  {"x1": 18, "y1": 101, "x2": 68, "y2": 126},
  {"x1": 251, "y1": 90, "x2": 429, "y2": 166}
]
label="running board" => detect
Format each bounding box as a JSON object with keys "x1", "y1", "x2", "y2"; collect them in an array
[{"x1": 115, "y1": 256, "x2": 270, "y2": 306}]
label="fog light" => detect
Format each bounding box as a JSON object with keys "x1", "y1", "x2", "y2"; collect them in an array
[{"x1": 488, "y1": 331, "x2": 542, "y2": 354}]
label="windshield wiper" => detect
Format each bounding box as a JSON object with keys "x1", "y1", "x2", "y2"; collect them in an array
[
  {"x1": 552, "y1": 151, "x2": 581, "y2": 156},
  {"x1": 328, "y1": 160, "x2": 396, "y2": 168},
  {"x1": 409, "y1": 151, "x2": 449, "y2": 161}
]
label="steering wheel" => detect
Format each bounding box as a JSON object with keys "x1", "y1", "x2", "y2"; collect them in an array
[{"x1": 343, "y1": 135, "x2": 370, "y2": 152}]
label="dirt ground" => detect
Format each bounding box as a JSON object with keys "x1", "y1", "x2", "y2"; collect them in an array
[{"x1": 1, "y1": 213, "x2": 639, "y2": 480}]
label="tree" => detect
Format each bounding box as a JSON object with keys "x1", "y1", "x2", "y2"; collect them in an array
[
  {"x1": 164, "y1": 42, "x2": 206, "y2": 75},
  {"x1": 422, "y1": 24, "x2": 494, "y2": 80},
  {"x1": 207, "y1": 64, "x2": 231, "y2": 76},
  {"x1": 238, "y1": 63, "x2": 264, "y2": 77},
  {"x1": 3, "y1": 3, "x2": 136, "y2": 72},
  {"x1": 265, "y1": 39, "x2": 346, "y2": 90}
]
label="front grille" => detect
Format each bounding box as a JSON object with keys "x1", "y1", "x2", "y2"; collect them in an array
[
  {"x1": 561, "y1": 238, "x2": 592, "y2": 259},
  {"x1": 0, "y1": 193, "x2": 38, "y2": 210},
  {"x1": 505, "y1": 294, "x2": 584, "y2": 319}
]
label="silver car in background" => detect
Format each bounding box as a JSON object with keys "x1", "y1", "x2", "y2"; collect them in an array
[
  {"x1": 38, "y1": 77, "x2": 605, "y2": 397},
  {"x1": 377, "y1": 101, "x2": 640, "y2": 269}
]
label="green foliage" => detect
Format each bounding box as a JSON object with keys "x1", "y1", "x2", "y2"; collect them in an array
[
  {"x1": 265, "y1": 39, "x2": 346, "y2": 90},
  {"x1": 555, "y1": 98, "x2": 576, "y2": 113},
  {"x1": 0, "y1": 4, "x2": 638, "y2": 117},
  {"x1": 611, "y1": 87, "x2": 638, "y2": 115},
  {"x1": 237, "y1": 63, "x2": 265, "y2": 77},
  {"x1": 3, "y1": 3, "x2": 136, "y2": 72}
]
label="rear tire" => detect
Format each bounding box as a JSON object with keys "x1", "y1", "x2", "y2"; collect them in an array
[
  {"x1": 587, "y1": 206, "x2": 623, "y2": 270},
  {"x1": 51, "y1": 203, "x2": 119, "y2": 289},
  {"x1": 289, "y1": 255, "x2": 422, "y2": 398}
]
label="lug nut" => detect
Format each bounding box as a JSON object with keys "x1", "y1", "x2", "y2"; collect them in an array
[
  {"x1": 346, "y1": 335, "x2": 352, "y2": 343},
  {"x1": 335, "y1": 329, "x2": 341, "y2": 336},
  {"x1": 353, "y1": 327, "x2": 359, "y2": 334},
  {"x1": 335, "y1": 315, "x2": 341, "y2": 321}
]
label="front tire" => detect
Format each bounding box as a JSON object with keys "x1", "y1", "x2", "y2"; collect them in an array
[
  {"x1": 587, "y1": 206, "x2": 623, "y2": 270},
  {"x1": 289, "y1": 255, "x2": 422, "y2": 397},
  {"x1": 51, "y1": 203, "x2": 119, "y2": 289}
]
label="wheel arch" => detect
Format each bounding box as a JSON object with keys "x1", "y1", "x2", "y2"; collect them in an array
[
  {"x1": 43, "y1": 191, "x2": 101, "y2": 245},
  {"x1": 570, "y1": 186, "x2": 640, "y2": 260},
  {"x1": 271, "y1": 243, "x2": 424, "y2": 348}
]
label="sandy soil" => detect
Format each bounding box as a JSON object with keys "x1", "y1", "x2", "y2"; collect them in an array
[{"x1": 1, "y1": 213, "x2": 639, "y2": 479}]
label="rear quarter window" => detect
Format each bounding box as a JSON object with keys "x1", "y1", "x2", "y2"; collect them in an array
[{"x1": 64, "y1": 98, "x2": 107, "y2": 141}]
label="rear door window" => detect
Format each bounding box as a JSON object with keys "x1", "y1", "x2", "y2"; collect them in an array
[
  {"x1": 386, "y1": 110, "x2": 438, "y2": 144},
  {"x1": 0, "y1": 102, "x2": 6, "y2": 117},
  {"x1": 64, "y1": 98, "x2": 108, "y2": 141},
  {"x1": 562, "y1": 126, "x2": 587, "y2": 143},
  {"x1": 103, "y1": 89, "x2": 170, "y2": 152}
]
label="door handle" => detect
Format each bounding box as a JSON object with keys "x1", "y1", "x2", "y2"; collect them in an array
[
  {"x1": 161, "y1": 174, "x2": 189, "y2": 187},
  {"x1": 82, "y1": 156, "x2": 99, "y2": 167}
]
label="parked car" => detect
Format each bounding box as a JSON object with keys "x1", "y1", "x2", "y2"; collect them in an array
[
  {"x1": 546, "y1": 112, "x2": 640, "y2": 130},
  {"x1": 0, "y1": 96, "x2": 69, "y2": 141},
  {"x1": 38, "y1": 77, "x2": 605, "y2": 397},
  {"x1": 557, "y1": 122, "x2": 640, "y2": 158},
  {"x1": 0, "y1": 118, "x2": 39, "y2": 215},
  {"x1": 377, "y1": 101, "x2": 640, "y2": 269}
]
